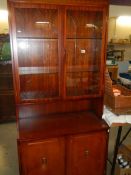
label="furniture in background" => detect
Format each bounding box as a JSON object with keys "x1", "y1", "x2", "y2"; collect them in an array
[
  {"x1": 0, "y1": 34, "x2": 15, "y2": 122},
  {"x1": 107, "y1": 47, "x2": 125, "y2": 62},
  {"x1": 117, "y1": 61, "x2": 131, "y2": 89},
  {"x1": 8, "y1": 0, "x2": 109, "y2": 174},
  {"x1": 105, "y1": 69, "x2": 131, "y2": 114},
  {"x1": 107, "y1": 65, "x2": 118, "y2": 81}
]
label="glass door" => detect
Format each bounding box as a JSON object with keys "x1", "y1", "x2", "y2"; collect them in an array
[
  {"x1": 14, "y1": 7, "x2": 60, "y2": 101},
  {"x1": 66, "y1": 8, "x2": 103, "y2": 97}
]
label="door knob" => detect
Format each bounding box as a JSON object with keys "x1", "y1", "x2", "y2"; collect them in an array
[
  {"x1": 84, "y1": 150, "x2": 89, "y2": 157},
  {"x1": 41, "y1": 157, "x2": 47, "y2": 165}
]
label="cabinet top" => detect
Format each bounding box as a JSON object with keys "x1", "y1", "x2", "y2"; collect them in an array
[
  {"x1": 8, "y1": 0, "x2": 109, "y2": 6},
  {"x1": 18, "y1": 111, "x2": 109, "y2": 140}
]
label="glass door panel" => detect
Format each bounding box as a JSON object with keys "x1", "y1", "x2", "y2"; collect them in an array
[
  {"x1": 15, "y1": 8, "x2": 58, "y2": 38},
  {"x1": 66, "y1": 9, "x2": 103, "y2": 97},
  {"x1": 14, "y1": 8, "x2": 59, "y2": 100},
  {"x1": 66, "y1": 10, "x2": 103, "y2": 39}
]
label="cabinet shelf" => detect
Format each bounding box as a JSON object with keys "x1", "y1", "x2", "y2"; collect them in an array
[
  {"x1": 67, "y1": 65, "x2": 99, "y2": 72},
  {"x1": 19, "y1": 66, "x2": 99, "y2": 75},
  {"x1": 66, "y1": 87, "x2": 99, "y2": 96},
  {"x1": 19, "y1": 67, "x2": 59, "y2": 75},
  {"x1": 0, "y1": 60, "x2": 12, "y2": 63},
  {"x1": 17, "y1": 37, "x2": 101, "y2": 40},
  {"x1": 66, "y1": 37, "x2": 102, "y2": 40},
  {"x1": 0, "y1": 90, "x2": 14, "y2": 94},
  {"x1": 17, "y1": 37, "x2": 102, "y2": 40},
  {"x1": 0, "y1": 90, "x2": 14, "y2": 95},
  {"x1": 17, "y1": 37, "x2": 58, "y2": 40},
  {"x1": 109, "y1": 42, "x2": 131, "y2": 46},
  {"x1": 0, "y1": 73, "x2": 13, "y2": 77},
  {"x1": 21, "y1": 91, "x2": 59, "y2": 100}
]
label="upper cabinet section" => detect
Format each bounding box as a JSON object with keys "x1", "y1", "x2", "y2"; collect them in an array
[{"x1": 8, "y1": 1, "x2": 108, "y2": 103}]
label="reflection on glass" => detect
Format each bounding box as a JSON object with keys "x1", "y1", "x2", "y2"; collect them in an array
[
  {"x1": 0, "y1": 34, "x2": 11, "y2": 61},
  {"x1": 15, "y1": 8, "x2": 58, "y2": 38},
  {"x1": 15, "y1": 8, "x2": 59, "y2": 100},
  {"x1": 66, "y1": 9, "x2": 103, "y2": 96},
  {"x1": 35, "y1": 21, "x2": 50, "y2": 24},
  {"x1": 18, "y1": 41, "x2": 28, "y2": 49}
]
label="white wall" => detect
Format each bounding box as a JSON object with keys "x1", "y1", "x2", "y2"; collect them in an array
[
  {"x1": 0, "y1": 0, "x2": 7, "y2": 10},
  {"x1": 108, "y1": 5, "x2": 131, "y2": 61},
  {"x1": 108, "y1": 5, "x2": 131, "y2": 41},
  {"x1": 109, "y1": 5, "x2": 131, "y2": 17},
  {"x1": 0, "y1": 0, "x2": 8, "y2": 34}
]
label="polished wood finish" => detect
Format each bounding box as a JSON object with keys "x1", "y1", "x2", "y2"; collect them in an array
[
  {"x1": 67, "y1": 131, "x2": 108, "y2": 175},
  {"x1": 18, "y1": 112, "x2": 108, "y2": 140},
  {"x1": 18, "y1": 138, "x2": 65, "y2": 175},
  {"x1": 8, "y1": 0, "x2": 109, "y2": 174},
  {"x1": 18, "y1": 100, "x2": 91, "y2": 118},
  {"x1": 8, "y1": 0, "x2": 108, "y2": 6}
]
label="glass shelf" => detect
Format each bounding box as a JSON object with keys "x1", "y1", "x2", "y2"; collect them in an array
[
  {"x1": 16, "y1": 37, "x2": 58, "y2": 40},
  {"x1": 21, "y1": 91, "x2": 59, "y2": 100},
  {"x1": 19, "y1": 67, "x2": 59, "y2": 75},
  {"x1": 66, "y1": 38, "x2": 102, "y2": 40},
  {"x1": 66, "y1": 71, "x2": 100, "y2": 96},
  {"x1": 20, "y1": 73, "x2": 59, "y2": 99},
  {"x1": 66, "y1": 65, "x2": 99, "y2": 72}
]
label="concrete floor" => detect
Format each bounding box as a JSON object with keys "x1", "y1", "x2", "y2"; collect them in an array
[
  {"x1": 0, "y1": 122, "x2": 19, "y2": 175},
  {"x1": 0, "y1": 122, "x2": 130, "y2": 175}
]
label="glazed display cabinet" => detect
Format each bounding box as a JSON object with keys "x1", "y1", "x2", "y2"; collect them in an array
[{"x1": 8, "y1": 0, "x2": 109, "y2": 174}]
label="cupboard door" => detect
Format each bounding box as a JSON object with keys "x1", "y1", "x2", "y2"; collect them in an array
[
  {"x1": 65, "y1": 8, "x2": 103, "y2": 97},
  {"x1": 19, "y1": 138, "x2": 65, "y2": 175},
  {"x1": 67, "y1": 132, "x2": 108, "y2": 175},
  {"x1": 14, "y1": 7, "x2": 60, "y2": 101}
]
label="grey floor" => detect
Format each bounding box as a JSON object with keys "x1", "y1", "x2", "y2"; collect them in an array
[
  {"x1": 0, "y1": 122, "x2": 19, "y2": 175},
  {"x1": 0, "y1": 122, "x2": 130, "y2": 175},
  {"x1": 107, "y1": 125, "x2": 131, "y2": 175}
]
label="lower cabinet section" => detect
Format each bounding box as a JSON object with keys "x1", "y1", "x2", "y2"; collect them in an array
[{"x1": 18, "y1": 131, "x2": 108, "y2": 175}]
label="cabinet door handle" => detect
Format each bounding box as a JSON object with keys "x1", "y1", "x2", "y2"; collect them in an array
[
  {"x1": 84, "y1": 150, "x2": 89, "y2": 157},
  {"x1": 41, "y1": 157, "x2": 47, "y2": 165}
]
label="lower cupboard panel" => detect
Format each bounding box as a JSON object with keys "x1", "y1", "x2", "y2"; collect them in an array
[
  {"x1": 18, "y1": 138, "x2": 65, "y2": 175},
  {"x1": 67, "y1": 131, "x2": 108, "y2": 175}
]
